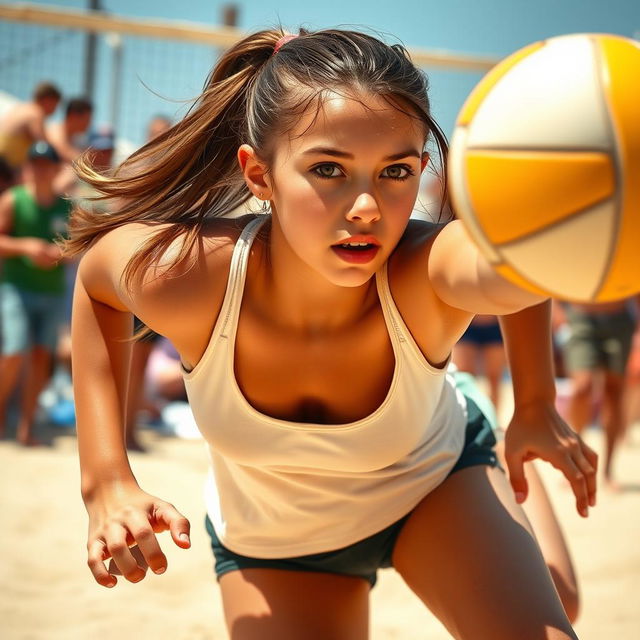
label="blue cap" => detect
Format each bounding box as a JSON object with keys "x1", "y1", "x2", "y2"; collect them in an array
[{"x1": 27, "y1": 141, "x2": 60, "y2": 163}]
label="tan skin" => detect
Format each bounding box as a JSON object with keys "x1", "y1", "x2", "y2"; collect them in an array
[
  {"x1": 0, "y1": 158, "x2": 65, "y2": 445},
  {"x1": 73, "y1": 94, "x2": 596, "y2": 639}
]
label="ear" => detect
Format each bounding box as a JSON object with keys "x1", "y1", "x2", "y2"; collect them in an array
[
  {"x1": 420, "y1": 152, "x2": 430, "y2": 173},
  {"x1": 237, "y1": 144, "x2": 272, "y2": 201}
]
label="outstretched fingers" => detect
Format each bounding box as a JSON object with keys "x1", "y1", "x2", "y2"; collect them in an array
[
  {"x1": 155, "y1": 502, "x2": 191, "y2": 549},
  {"x1": 87, "y1": 538, "x2": 117, "y2": 588},
  {"x1": 551, "y1": 435, "x2": 598, "y2": 517},
  {"x1": 86, "y1": 501, "x2": 191, "y2": 588}
]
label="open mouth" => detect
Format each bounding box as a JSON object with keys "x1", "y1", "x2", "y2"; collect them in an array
[
  {"x1": 331, "y1": 241, "x2": 381, "y2": 264},
  {"x1": 335, "y1": 242, "x2": 377, "y2": 251}
]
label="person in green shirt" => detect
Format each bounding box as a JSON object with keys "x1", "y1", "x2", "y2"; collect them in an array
[{"x1": 0, "y1": 142, "x2": 70, "y2": 445}]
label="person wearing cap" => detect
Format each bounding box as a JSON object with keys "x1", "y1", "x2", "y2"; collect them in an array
[
  {"x1": 0, "y1": 82, "x2": 61, "y2": 175},
  {"x1": 0, "y1": 141, "x2": 71, "y2": 445}
]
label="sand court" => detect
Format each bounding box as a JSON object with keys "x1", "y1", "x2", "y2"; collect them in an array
[{"x1": 1, "y1": 415, "x2": 639, "y2": 639}]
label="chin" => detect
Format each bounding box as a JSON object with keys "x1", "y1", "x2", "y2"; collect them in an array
[{"x1": 327, "y1": 267, "x2": 377, "y2": 288}]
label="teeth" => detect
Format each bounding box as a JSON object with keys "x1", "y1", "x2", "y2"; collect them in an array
[{"x1": 341, "y1": 242, "x2": 370, "y2": 247}]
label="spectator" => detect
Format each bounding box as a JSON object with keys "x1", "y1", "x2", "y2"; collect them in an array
[
  {"x1": 46, "y1": 97, "x2": 93, "y2": 163},
  {"x1": 0, "y1": 156, "x2": 15, "y2": 194},
  {"x1": 0, "y1": 82, "x2": 61, "y2": 175},
  {"x1": 560, "y1": 298, "x2": 639, "y2": 489},
  {"x1": 0, "y1": 142, "x2": 70, "y2": 445}
]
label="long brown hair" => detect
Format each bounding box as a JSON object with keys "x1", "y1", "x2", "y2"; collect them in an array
[{"x1": 65, "y1": 27, "x2": 448, "y2": 287}]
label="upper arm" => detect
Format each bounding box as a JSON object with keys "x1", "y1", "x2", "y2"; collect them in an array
[
  {"x1": 0, "y1": 191, "x2": 14, "y2": 234},
  {"x1": 428, "y1": 220, "x2": 547, "y2": 315},
  {"x1": 26, "y1": 112, "x2": 47, "y2": 142},
  {"x1": 77, "y1": 221, "x2": 235, "y2": 352}
]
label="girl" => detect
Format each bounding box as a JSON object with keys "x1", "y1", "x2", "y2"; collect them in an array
[{"x1": 67, "y1": 28, "x2": 596, "y2": 639}]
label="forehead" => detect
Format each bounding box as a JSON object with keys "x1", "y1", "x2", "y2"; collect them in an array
[{"x1": 284, "y1": 92, "x2": 425, "y2": 156}]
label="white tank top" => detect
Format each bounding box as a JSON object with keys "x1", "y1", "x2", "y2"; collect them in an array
[{"x1": 183, "y1": 216, "x2": 467, "y2": 558}]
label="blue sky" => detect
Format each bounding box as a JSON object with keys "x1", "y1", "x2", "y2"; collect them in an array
[{"x1": 5, "y1": 1, "x2": 640, "y2": 144}]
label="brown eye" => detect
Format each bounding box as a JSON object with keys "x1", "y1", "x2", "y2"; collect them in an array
[
  {"x1": 313, "y1": 164, "x2": 342, "y2": 178},
  {"x1": 382, "y1": 165, "x2": 412, "y2": 180}
]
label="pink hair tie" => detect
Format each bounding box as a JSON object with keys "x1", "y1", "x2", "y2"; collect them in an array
[{"x1": 273, "y1": 34, "x2": 298, "y2": 54}]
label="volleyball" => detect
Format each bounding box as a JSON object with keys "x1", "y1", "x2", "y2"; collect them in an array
[{"x1": 448, "y1": 33, "x2": 640, "y2": 303}]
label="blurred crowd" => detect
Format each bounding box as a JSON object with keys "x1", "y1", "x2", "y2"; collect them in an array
[
  {"x1": 1, "y1": 80, "x2": 639, "y2": 489},
  {"x1": 0, "y1": 80, "x2": 190, "y2": 452}
]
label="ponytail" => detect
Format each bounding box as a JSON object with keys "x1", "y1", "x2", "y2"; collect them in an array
[
  {"x1": 64, "y1": 29, "x2": 285, "y2": 287},
  {"x1": 65, "y1": 26, "x2": 448, "y2": 285}
]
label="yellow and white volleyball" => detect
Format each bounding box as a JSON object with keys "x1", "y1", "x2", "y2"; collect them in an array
[{"x1": 448, "y1": 33, "x2": 640, "y2": 302}]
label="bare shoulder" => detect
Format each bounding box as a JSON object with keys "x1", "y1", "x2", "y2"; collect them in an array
[
  {"x1": 390, "y1": 218, "x2": 445, "y2": 275},
  {"x1": 386, "y1": 219, "x2": 473, "y2": 365},
  {"x1": 79, "y1": 214, "x2": 257, "y2": 335}
]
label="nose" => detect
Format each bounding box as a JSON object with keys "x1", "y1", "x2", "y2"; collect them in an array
[{"x1": 345, "y1": 192, "x2": 380, "y2": 224}]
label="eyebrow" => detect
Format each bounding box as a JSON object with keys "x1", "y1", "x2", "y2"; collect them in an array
[{"x1": 302, "y1": 146, "x2": 422, "y2": 161}]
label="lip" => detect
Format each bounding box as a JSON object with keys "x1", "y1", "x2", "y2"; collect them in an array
[
  {"x1": 331, "y1": 235, "x2": 381, "y2": 264},
  {"x1": 333, "y1": 235, "x2": 381, "y2": 247}
]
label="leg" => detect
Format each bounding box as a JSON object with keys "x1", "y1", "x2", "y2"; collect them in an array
[
  {"x1": 393, "y1": 466, "x2": 577, "y2": 640},
  {"x1": 567, "y1": 370, "x2": 597, "y2": 434},
  {"x1": 16, "y1": 346, "x2": 52, "y2": 445},
  {"x1": 0, "y1": 283, "x2": 29, "y2": 437},
  {"x1": 495, "y1": 442, "x2": 579, "y2": 622},
  {"x1": 601, "y1": 370, "x2": 626, "y2": 488},
  {"x1": 0, "y1": 353, "x2": 24, "y2": 436},
  {"x1": 219, "y1": 569, "x2": 369, "y2": 640},
  {"x1": 481, "y1": 343, "x2": 506, "y2": 413}
]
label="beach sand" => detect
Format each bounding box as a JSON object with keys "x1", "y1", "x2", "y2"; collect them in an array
[{"x1": 1, "y1": 410, "x2": 639, "y2": 639}]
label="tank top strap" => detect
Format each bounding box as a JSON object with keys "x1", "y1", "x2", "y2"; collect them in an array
[
  {"x1": 216, "y1": 215, "x2": 268, "y2": 339},
  {"x1": 375, "y1": 261, "x2": 408, "y2": 348},
  {"x1": 375, "y1": 261, "x2": 446, "y2": 371}
]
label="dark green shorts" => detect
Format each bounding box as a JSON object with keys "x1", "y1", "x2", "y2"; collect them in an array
[
  {"x1": 563, "y1": 307, "x2": 635, "y2": 375},
  {"x1": 205, "y1": 397, "x2": 497, "y2": 587}
]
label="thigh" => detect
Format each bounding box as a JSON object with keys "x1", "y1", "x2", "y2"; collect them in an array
[
  {"x1": 219, "y1": 568, "x2": 369, "y2": 640},
  {"x1": 32, "y1": 294, "x2": 64, "y2": 352},
  {"x1": 1, "y1": 283, "x2": 29, "y2": 355},
  {"x1": 392, "y1": 466, "x2": 576, "y2": 640}
]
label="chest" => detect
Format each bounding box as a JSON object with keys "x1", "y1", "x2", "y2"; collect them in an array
[
  {"x1": 13, "y1": 192, "x2": 68, "y2": 238},
  {"x1": 234, "y1": 304, "x2": 396, "y2": 425}
]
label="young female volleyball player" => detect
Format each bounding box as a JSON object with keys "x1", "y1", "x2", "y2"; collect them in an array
[{"x1": 67, "y1": 29, "x2": 596, "y2": 639}]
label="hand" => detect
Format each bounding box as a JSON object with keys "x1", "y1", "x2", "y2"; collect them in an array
[
  {"x1": 85, "y1": 482, "x2": 191, "y2": 588},
  {"x1": 503, "y1": 400, "x2": 598, "y2": 518},
  {"x1": 23, "y1": 238, "x2": 62, "y2": 268}
]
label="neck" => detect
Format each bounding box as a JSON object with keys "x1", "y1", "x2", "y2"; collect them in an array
[
  {"x1": 249, "y1": 218, "x2": 378, "y2": 334},
  {"x1": 26, "y1": 180, "x2": 56, "y2": 206}
]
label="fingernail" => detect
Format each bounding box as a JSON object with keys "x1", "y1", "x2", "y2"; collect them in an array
[
  {"x1": 589, "y1": 495, "x2": 596, "y2": 507},
  {"x1": 154, "y1": 566, "x2": 166, "y2": 575},
  {"x1": 515, "y1": 492, "x2": 525, "y2": 503},
  {"x1": 581, "y1": 507, "x2": 588, "y2": 517},
  {"x1": 179, "y1": 533, "x2": 190, "y2": 544}
]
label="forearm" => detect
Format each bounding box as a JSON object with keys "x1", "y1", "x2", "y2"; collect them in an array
[
  {"x1": 0, "y1": 235, "x2": 35, "y2": 258},
  {"x1": 72, "y1": 274, "x2": 137, "y2": 500},
  {"x1": 499, "y1": 300, "x2": 556, "y2": 405}
]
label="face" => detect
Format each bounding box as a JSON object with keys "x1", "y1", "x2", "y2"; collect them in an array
[
  {"x1": 69, "y1": 110, "x2": 92, "y2": 134},
  {"x1": 41, "y1": 97, "x2": 60, "y2": 116},
  {"x1": 248, "y1": 92, "x2": 428, "y2": 288},
  {"x1": 25, "y1": 157, "x2": 59, "y2": 184}
]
